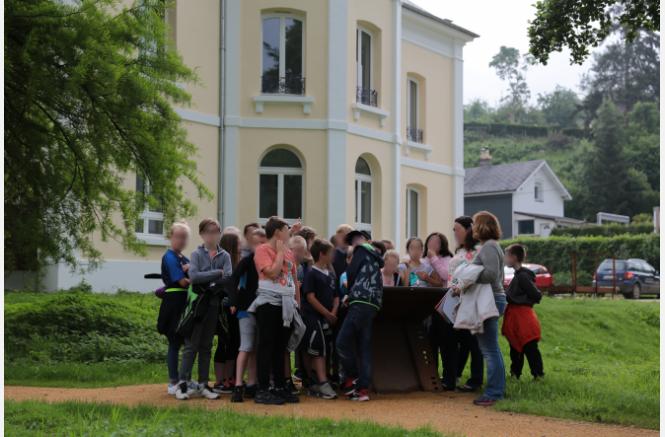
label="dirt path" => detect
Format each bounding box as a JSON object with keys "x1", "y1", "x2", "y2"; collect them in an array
[{"x1": 5, "y1": 385, "x2": 657, "y2": 437}]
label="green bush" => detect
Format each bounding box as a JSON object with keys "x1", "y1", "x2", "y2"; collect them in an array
[
  {"x1": 501, "y1": 234, "x2": 660, "y2": 285},
  {"x1": 5, "y1": 291, "x2": 163, "y2": 364},
  {"x1": 550, "y1": 223, "x2": 654, "y2": 237}
]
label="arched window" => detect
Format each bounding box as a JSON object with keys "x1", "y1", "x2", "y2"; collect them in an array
[
  {"x1": 259, "y1": 148, "x2": 303, "y2": 221},
  {"x1": 355, "y1": 157, "x2": 372, "y2": 230}
]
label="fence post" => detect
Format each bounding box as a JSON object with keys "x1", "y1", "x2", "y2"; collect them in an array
[
  {"x1": 593, "y1": 254, "x2": 599, "y2": 298},
  {"x1": 571, "y1": 252, "x2": 577, "y2": 297},
  {"x1": 612, "y1": 257, "x2": 617, "y2": 300}
]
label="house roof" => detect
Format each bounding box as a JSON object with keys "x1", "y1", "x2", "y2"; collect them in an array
[
  {"x1": 514, "y1": 211, "x2": 586, "y2": 224},
  {"x1": 401, "y1": 0, "x2": 479, "y2": 39},
  {"x1": 465, "y1": 159, "x2": 573, "y2": 200}
]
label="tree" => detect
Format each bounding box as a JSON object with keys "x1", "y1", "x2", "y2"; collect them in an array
[
  {"x1": 578, "y1": 99, "x2": 656, "y2": 220},
  {"x1": 581, "y1": 30, "x2": 659, "y2": 119},
  {"x1": 528, "y1": 0, "x2": 660, "y2": 65},
  {"x1": 464, "y1": 99, "x2": 494, "y2": 123},
  {"x1": 5, "y1": 0, "x2": 210, "y2": 271},
  {"x1": 537, "y1": 86, "x2": 581, "y2": 128},
  {"x1": 489, "y1": 46, "x2": 531, "y2": 123}
]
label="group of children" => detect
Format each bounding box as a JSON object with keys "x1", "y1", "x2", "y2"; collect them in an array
[{"x1": 156, "y1": 212, "x2": 544, "y2": 406}]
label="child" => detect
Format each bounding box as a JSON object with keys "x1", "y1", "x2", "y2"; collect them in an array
[
  {"x1": 249, "y1": 216, "x2": 304, "y2": 405},
  {"x1": 337, "y1": 247, "x2": 354, "y2": 298},
  {"x1": 502, "y1": 244, "x2": 544, "y2": 380},
  {"x1": 336, "y1": 229, "x2": 384, "y2": 402},
  {"x1": 228, "y1": 228, "x2": 264, "y2": 402},
  {"x1": 212, "y1": 232, "x2": 242, "y2": 394},
  {"x1": 241, "y1": 222, "x2": 260, "y2": 258},
  {"x1": 289, "y1": 234, "x2": 311, "y2": 390},
  {"x1": 399, "y1": 237, "x2": 437, "y2": 287},
  {"x1": 332, "y1": 224, "x2": 353, "y2": 284},
  {"x1": 381, "y1": 249, "x2": 403, "y2": 286},
  {"x1": 157, "y1": 221, "x2": 191, "y2": 396},
  {"x1": 301, "y1": 238, "x2": 339, "y2": 399},
  {"x1": 176, "y1": 218, "x2": 232, "y2": 401}
]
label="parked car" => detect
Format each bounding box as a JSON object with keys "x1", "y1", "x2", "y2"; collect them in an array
[
  {"x1": 503, "y1": 263, "x2": 553, "y2": 289},
  {"x1": 592, "y1": 258, "x2": 660, "y2": 299}
]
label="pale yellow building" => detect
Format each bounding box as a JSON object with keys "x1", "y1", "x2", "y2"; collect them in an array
[{"x1": 18, "y1": 0, "x2": 477, "y2": 291}]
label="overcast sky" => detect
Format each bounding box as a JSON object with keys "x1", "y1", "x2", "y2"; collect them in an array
[{"x1": 411, "y1": 0, "x2": 598, "y2": 106}]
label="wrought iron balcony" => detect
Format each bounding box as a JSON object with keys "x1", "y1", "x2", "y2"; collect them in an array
[
  {"x1": 356, "y1": 86, "x2": 378, "y2": 107},
  {"x1": 261, "y1": 74, "x2": 306, "y2": 95},
  {"x1": 406, "y1": 126, "x2": 424, "y2": 143}
]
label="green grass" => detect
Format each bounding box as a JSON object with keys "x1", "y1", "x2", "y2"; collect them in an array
[
  {"x1": 4, "y1": 290, "x2": 660, "y2": 429},
  {"x1": 4, "y1": 400, "x2": 446, "y2": 436}
]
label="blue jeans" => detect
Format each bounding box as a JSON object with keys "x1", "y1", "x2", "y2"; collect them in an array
[
  {"x1": 335, "y1": 303, "x2": 377, "y2": 390},
  {"x1": 475, "y1": 293, "x2": 507, "y2": 400}
]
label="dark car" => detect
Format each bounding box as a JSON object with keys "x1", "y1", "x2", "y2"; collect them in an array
[{"x1": 592, "y1": 258, "x2": 660, "y2": 299}]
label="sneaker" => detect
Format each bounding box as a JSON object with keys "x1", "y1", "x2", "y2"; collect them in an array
[
  {"x1": 342, "y1": 377, "x2": 357, "y2": 397},
  {"x1": 244, "y1": 384, "x2": 257, "y2": 399},
  {"x1": 285, "y1": 378, "x2": 299, "y2": 395},
  {"x1": 230, "y1": 385, "x2": 243, "y2": 403},
  {"x1": 473, "y1": 396, "x2": 497, "y2": 407},
  {"x1": 167, "y1": 383, "x2": 178, "y2": 396},
  {"x1": 309, "y1": 381, "x2": 337, "y2": 400},
  {"x1": 254, "y1": 388, "x2": 285, "y2": 405},
  {"x1": 199, "y1": 384, "x2": 221, "y2": 400},
  {"x1": 350, "y1": 388, "x2": 370, "y2": 402},
  {"x1": 175, "y1": 381, "x2": 190, "y2": 400},
  {"x1": 213, "y1": 379, "x2": 234, "y2": 394},
  {"x1": 275, "y1": 387, "x2": 299, "y2": 403}
]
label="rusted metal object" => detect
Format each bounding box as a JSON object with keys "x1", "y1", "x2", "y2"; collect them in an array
[{"x1": 371, "y1": 286, "x2": 445, "y2": 393}]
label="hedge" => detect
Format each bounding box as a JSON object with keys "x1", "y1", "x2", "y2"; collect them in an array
[
  {"x1": 464, "y1": 122, "x2": 588, "y2": 139},
  {"x1": 500, "y1": 234, "x2": 660, "y2": 285},
  {"x1": 551, "y1": 223, "x2": 654, "y2": 237}
]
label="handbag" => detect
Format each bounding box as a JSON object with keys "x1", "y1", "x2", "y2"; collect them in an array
[{"x1": 435, "y1": 289, "x2": 459, "y2": 324}]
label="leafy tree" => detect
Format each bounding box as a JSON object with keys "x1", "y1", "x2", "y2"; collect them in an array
[
  {"x1": 5, "y1": 0, "x2": 210, "y2": 271},
  {"x1": 464, "y1": 99, "x2": 494, "y2": 123},
  {"x1": 537, "y1": 86, "x2": 581, "y2": 128},
  {"x1": 624, "y1": 101, "x2": 659, "y2": 189},
  {"x1": 489, "y1": 46, "x2": 531, "y2": 123},
  {"x1": 528, "y1": 0, "x2": 660, "y2": 65},
  {"x1": 581, "y1": 30, "x2": 659, "y2": 122}
]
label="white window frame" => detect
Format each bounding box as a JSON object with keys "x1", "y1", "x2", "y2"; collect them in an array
[
  {"x1": 135, "y1": 175, "x2": 168, "y2": 245},
  {"x1": 354, "y1": 163, "x2": 373, "y2": 232},
  {"x1": 407, "y1": 77, "x2": 419, "y2": 131},
  {"x1": 534, "y1": 181, "x2": 544, "y2": 202},
  {"x1": 261, "y1": 13, "x2": 305, "y2": 94},
  {"x1": 356, "y1": 26, "x2": 373, "y2": 92},
  {"x1": 258, "y1": 164, "x2": 304, "y2": 224},
  {"x1": 406, "y1": 187, "x2": 420, "y2": 238}
]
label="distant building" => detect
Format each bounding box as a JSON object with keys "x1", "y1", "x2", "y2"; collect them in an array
[{"x1": 464, "y1": 149, "x2": 583, "y2": 238}]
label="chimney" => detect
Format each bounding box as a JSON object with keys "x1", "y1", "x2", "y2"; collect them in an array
[{"x1": 479, "y1": 147, "x2": 492, "y2": 166}]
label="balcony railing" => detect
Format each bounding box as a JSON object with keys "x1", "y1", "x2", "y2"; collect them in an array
[
  {"x1": 261, "y1": 74, "x2": 306, "y2": 95},
  {"x1": 406, "y1": 126, "x2": 424, "y2": 143},
  {"x1": 356, "y1": 86, "x2": 378, "y2": 107}
]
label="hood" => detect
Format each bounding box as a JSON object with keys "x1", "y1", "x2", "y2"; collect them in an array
[
  {"x1": 517, "y1": 267, "x2": 536, "y2": 281},
  {"x1": 354, "y1": 243, "x2": 385, "y2": 267}
]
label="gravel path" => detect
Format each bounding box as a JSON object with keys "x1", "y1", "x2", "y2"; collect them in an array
[{"x1": 5, "y1": 385, "x2": 658, "y2": 437}]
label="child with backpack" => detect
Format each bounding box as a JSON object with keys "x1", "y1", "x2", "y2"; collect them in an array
[
  {"x1": 502, "y1": 244, "x2": 544, "y2": 380},
  {"x1": 157, "y1": 221, "x2": 191, "y2": 396},
  {"x1": 175, "y1": 218, "x2": 232, "y2": 401},
  {"x1": 336, "y1": 229, "x2": 384, "y2": 402}
]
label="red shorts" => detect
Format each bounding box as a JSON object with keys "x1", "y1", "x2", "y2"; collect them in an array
[{"x1": 501, "y1": 304, "x2": 541, "y2": 353}]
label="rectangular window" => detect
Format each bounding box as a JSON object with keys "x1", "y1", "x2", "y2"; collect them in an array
[
  {"x1": 355, "y1": 178, "x2": 372, "y2": 229},
  {"x1": 135, "y1": 175, "x2": 165, "y2": 238},
  {"x1": 534, "y1": 182, "x2": 544, "y2": 202},
  {"x1": 283, "y1": 174, "x2": 302, "y2": 219},
  {"x1": 406, "y1": 188, "x2": 419, "y2": 237},
  {"x1": 408, "y1": 79, "x2": 418, "y2": 130},
  {"x1": 259, "y1": 174, "x2": 278, "y2": 218},
  {"x1": 262, "y1": 15, "x2": 304, "y2": 94},
  {"x1": 356, "y1": 28, "x2": 376, "y2": 106},
  {"x1": 517, "y1": 219, "x2": 535, "y2": 235}
]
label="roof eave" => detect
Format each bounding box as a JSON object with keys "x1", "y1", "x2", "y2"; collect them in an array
[{"x1": 401, "y1": 2, "x2": 479, "y2": 42}]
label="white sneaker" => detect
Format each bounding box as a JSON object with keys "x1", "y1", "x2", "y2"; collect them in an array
[
  {"x1": 167, "y1": 383, "x2": 178, "y2": 396},
  {"x1": 175, "y1": 381, "x2": 190, "y2": 400},
  {"x1": 317, "y1": 381, "x2": 338, "y2": 400},
  {"x1": 199, "y1": 383, "x2": 221, "y2": 400}
]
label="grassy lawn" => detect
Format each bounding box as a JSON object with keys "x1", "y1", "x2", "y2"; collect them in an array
[
  {"x1": 4, "y1": 400, "x2": 444, "y2": 437},
  {"x1": 4, "y1": 290, "x2": 660, "y2": 429}
]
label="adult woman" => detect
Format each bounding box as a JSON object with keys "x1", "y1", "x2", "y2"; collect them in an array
[
  {"x1": 433, "y1": 219, "x2": 484, "y2": 391},
  {"x1": 470, "y1": 211, "x2": 506, "y2": 406}
]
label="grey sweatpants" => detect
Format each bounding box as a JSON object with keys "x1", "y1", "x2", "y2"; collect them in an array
[{"x1": 179, "y1": 298, "x2": 219, "y2": 384}]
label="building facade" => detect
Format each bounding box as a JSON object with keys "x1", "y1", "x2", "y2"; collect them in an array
[{"x1": 10, "y1": 0, "x2": 477, "y2": 292}]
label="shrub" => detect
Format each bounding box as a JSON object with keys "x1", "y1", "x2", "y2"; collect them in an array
[
  {"x1": 551, "y1": 223, "x2": 654, "y2": 237},
  {"x1": 5, "y1": 291, "x2": 164, "y2": 363},
  {"x1": 501, "y1": 234, "x2": 659, "y2": 285}
]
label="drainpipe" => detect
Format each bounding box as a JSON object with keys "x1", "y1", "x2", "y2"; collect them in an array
[{"x1": 218, "y1": 0, "x2": 226, "y2": 226}]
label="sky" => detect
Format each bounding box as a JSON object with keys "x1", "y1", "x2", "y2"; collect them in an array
[{"x1": 411, "y1": 0, "x2": 598, "y2": 106}]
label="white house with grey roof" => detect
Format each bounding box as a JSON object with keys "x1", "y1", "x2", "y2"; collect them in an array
[{"x1": 464, "y1": 151, "x2": 584, "y2": 238}]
